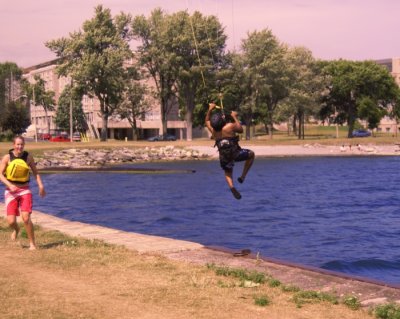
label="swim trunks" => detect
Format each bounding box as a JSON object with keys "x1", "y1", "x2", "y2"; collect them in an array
[
  {"x1": 215, "y1": 137, "x2": 251, "y2": 171},
  {"x1": 5, "y1": 186, "x2": 32, "y2": 216}
]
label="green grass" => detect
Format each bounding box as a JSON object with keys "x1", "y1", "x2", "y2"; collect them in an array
[{"x1": 374, "y1": 303, "x2": 400, "y2": 319}]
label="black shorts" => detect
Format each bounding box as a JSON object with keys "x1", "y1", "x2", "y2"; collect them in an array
[{"x1": 220, "y1": 148, "x2": 252, "y2": 171}]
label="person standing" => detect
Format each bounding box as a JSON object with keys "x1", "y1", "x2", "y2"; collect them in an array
[
  {"x1": 205, "y1": 102, "x2": 255, "y2": 200},
  {"x1": 0, "y1": 136, "x2": 46, "y2": 250}
]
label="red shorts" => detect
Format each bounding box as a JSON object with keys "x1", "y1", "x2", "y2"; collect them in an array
[{"x1": 5, "y1": 187, "x2": 32, "y2": 216}]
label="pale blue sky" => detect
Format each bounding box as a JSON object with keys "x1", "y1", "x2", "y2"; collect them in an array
[{"x1": 1, "y1": 0, "x2": 399, "y2": 67}]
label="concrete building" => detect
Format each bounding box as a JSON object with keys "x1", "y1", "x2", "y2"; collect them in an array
[
  {"x1": 22, "y1": 59, "x2": 188, "y2": 140},
  {"x1": 375, "y1": 57, "x2": 400, "y2": 134}
]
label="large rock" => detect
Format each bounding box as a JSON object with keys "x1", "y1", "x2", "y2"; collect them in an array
[{"x1": 37, "y1": 146, "x2": 208, "y2": 168}]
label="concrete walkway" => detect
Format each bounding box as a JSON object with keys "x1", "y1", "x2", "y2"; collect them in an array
[{"x1": 2, "y1": 202, "x2": 400, "y2": 307}]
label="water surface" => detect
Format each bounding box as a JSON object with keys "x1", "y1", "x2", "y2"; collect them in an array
[{"x1": 3, "y1": 156, "x2": 400, "y2": 285}]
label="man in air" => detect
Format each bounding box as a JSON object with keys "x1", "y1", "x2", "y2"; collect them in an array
[{"x1": 205, "y1": 102, "x2": 255, "y2": 200}]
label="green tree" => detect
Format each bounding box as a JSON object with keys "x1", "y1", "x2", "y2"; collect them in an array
[
  {"x1": 1, "y1": 101, "x2": 31, "y2": 135},
  {"x1": 131, "y1": 8, "x2": 184, "y2": 136},
  {"x1": 0, "y1": 62, "x2": 22, "y2": 130},
  {"x1": 55, "y1": 84, "x2": 87, "y2": 132},
  {"x1": 321, "y1": 60, "x2": 400, "y2": 137},
  {"x1": 46, "y1": 5, "x2": 133, "y2": 141},
  {"x1": 173, "y1": 10, "x2": 226, "y2": 140},
  {"x1": 241, "y1": 29, "x2": 291, "y2": 138},
  {"x1": 281, "y1": 46, "x2": 325, "y2": 139},
  {"x1": 116, "y1": 79, "x2": 151, "y2": 141}
]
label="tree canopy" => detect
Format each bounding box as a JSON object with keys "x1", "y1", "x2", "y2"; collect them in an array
[{"x1": 46, "y1": 5, "x2": 133, "y2": 141}]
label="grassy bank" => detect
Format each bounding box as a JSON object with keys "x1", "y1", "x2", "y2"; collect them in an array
[{"x1": 0, "y1": 218, "x2": 374, "y2": 319}]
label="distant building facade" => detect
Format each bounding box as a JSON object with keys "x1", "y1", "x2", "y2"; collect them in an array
[
  {"x1": 22, "y1": 59, "x2": 188, "y2": 140},
  {"x1": 375, "y1": 57, "x2": 400, "y2": 134}
]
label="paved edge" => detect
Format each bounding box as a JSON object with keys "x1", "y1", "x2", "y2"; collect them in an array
[{"x1": 2, "y1": 203, "x2": 400, "y2": 306}]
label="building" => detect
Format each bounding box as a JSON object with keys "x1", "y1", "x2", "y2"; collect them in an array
[
  {"x1": 22, "y1": 59, "x2": 188, "y2": 140},
  {"x1": 375, "y1": 57, "x2": 400, "y2": 134}
]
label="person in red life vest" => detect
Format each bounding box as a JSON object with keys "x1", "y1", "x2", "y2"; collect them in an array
[{"x1": 0, "y1": 135, "x2": 46, "y2": 250}]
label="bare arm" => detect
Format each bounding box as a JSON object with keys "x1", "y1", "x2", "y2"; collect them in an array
[
  {"x1": 205, "y1": 102, "x2": 216, "y2": 134},
  {"x1": 27, "y1": 154, "x2": 46, "y2": 197},
  {"x1": 230, "y1": 111, "x2": 243, "y2": 133},
  {"x1": 0, "y1": 154, "x2": 16, "y2": 191}
]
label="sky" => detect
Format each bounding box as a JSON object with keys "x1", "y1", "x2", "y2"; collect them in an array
[{"x1": 1, "y1": 0, "x2": 399, "y2": 68}]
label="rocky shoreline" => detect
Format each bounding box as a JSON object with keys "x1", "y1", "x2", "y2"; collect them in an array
[{"x1": 36, "y1": 145, "x2": 209, "y2": 168}]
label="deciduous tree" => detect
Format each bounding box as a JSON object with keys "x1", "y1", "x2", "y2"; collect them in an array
[{"x1": 46, "y1": 5, "x2": 133, "y2": 141}]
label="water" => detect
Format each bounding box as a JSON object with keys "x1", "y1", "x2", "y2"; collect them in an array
[{"x1": 2, "y1": 156, "x2": 400, "y2": 285}]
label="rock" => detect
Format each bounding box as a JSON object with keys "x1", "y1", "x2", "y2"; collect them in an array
[
  {"x1": 361, "y1": 297, "x2": 388, "y2": 307},
  {"x1": 36, "y1": 146, "x2": 209, "y2": 168}
]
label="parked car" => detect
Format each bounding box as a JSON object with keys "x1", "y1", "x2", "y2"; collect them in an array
[
  {"x1": 50, "y1": 135, "x2": 71, "y2": 142},
  {"x1": 352, "y1": 129, "x2": 371, "y2": 137},
  {"x1": 72, "y1": 132, "x2": 81, "y2": 142},
  {"x1": 147, "y1": 134, "x2": 177, "y2": 142},
  {"x1": 38, "y1": 133, "x2": 51, "y2": 140}
]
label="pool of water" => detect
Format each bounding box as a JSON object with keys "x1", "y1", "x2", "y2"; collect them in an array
[{"x1": 2, "y1": 156, "x2": 400, "y2": 285}]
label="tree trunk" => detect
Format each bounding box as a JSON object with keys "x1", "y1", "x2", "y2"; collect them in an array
[
  {"x1": 100, "y1": 113, "x2": 108, "y2": 141},
  {"x1": 132, "y1": 119, "x2": 138, "y2": 141},
  {"x1": 292, "y1": 116, "x2": 297, "y2": 136},
  {"x1": 347, "y1": 103, "x2": 356, "y2": 138},
  {"x1": 184, "y1": 90, "x2": 195, "y2": 141}
]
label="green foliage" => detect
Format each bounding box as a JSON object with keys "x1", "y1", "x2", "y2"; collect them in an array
[
  {"x1": 342, "y1": 295, "x2": 361, "y2": 310},
  {"x1": 0, "y1": 130, "x2": 14, "y2": 142},
  {"x1": 281, "y1": 284, "x2": 301, "y2": 292},
  {"x1": 375, "y1": 303, "x2": 400, "y2": 319},
  {"x1": 267, "y1": 278, "x2": 281, "y2": 287},
  {"x1": 292, "y1": 290, "x2": 338, "y2": 308},
  {"x1": 0, "y1": 62, "x2": 22, "y2": 125},
  {"x1": 46, "y1": 5, "x2": 133, "y2": 141},
  {"x1": 320, "y1": 60, "x2": 400, "y2": 137},
  {"x1": 239, "y1": 29, "x2": 292, "y2": 138},
  {"x1": 207, "y1": 264, "x2": 266, "y2": 284},
  {"x1": 55, "y1": 84, "x2": 87, "y2": 132},
  {"x1": 0, "y1": 101, "x2": 31, "y2": 134},
  {"x1": 254, "y1": 295, "x2": 271, "y2": 307}
]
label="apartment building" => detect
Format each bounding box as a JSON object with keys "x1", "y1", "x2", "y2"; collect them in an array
[
  {"x1": 23, "y1": 60, "x2": 187, "y2": 140},
  {"x1": 375, "y1": 57, "x2": 400, "y2": 134}
]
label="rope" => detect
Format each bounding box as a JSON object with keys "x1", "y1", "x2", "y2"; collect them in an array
[{"x1": 188, "y1": 12, "x2": 206, "y2": 88}]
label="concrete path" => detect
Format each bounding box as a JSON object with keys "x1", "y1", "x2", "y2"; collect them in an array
[
  {"x1": 2, "y1": 202, "x2": 400, "y2": 307},
  {"x1": 0, "y1": 203, "x2": 203, "y2": 254}
]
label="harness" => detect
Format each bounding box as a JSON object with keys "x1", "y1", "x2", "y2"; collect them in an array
[
  {"x1": 5, "y1": 150, "x2": 30, "y2": 184},
  {"x1": 215, "y1": 136, "x2": 241, "y2": 168}
]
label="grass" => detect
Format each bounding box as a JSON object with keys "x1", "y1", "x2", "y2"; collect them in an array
[{"x1": 0, "y1": 217, "x2": 375, "y2": 319}]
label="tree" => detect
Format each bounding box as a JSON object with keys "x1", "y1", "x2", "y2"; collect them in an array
[
  {"x1": 241, "y1": 29, "x2": 291, "y2": 138},
  {"x1": 321, "y1": 60, "x2": 400, "y2": 137},
  {"x1": 55, "y1": 84, "x2": 87, "y2": 132},
  {"x1": 0, "y1": 62, "x2": 22, "y2": 130},
  {"x1": 131, "y1": 8, "x2": 181, "y2": 136},
  {"x1": 173, "y1": 11, "x2": 226, "y2": 140},
  {"x1": 1, "y1": 101, "x2": 30, "y2": 135},
  {"x1": 116, "y1": 79, "x2": 151, "y2": 140},
  {"x1": 281, "y1": 47, "x2": 325, "y2": 139},
  {"x1": 46, "y1": 5, "x2": 133, "y2": 141},
  {"x1": 31, "y1": 75, "x2": 55, "y2": 134}
]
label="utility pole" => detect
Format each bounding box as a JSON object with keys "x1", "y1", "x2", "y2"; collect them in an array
[
  {"x1": 70, "y1": 79, "x2": 73, "y2": 143},
  {"x1": 33, "y1": 86, "x2": 37, "y2": 143}
]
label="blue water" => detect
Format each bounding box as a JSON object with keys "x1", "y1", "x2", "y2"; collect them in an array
[{"x1": 2, "y1": 157, "x2": 400, "y2": 285}]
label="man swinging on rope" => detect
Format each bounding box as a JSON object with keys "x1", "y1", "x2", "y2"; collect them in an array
[{"x1": 205, "y1": 102, "x2": 255, "y2": 200}]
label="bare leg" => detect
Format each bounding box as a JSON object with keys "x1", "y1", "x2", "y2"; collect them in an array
[
  {"x1": 224, "y1": 170, "x2": 241, "y2": 200},
  {"x1": 21, "y1": 211, "x2": 36, "y2": 250},
  {"x1": 7, "y1": 215, "x2": 20, "y2": 241},
  {"x1": 238, "y1": 151, "x2": 255, "y2": 184}
]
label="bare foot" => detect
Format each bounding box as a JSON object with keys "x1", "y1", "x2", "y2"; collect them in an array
[
  {"x1": 11, "y1": 226, "x2": 20, "y2": 241},
  {"x1": 29, "y1": 244, "x2": 37, "y2": 251}
]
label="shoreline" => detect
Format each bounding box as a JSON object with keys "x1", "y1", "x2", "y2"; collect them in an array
[
  {"x1": 34, "y1": 143, "x2": 400, "y2": 169},
  {"x1": 191, "y1": 143, "x2": 400, "y2": 158},
  {"x1": 2, "y1": 204, "x2": 399, "y2": 307}
]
